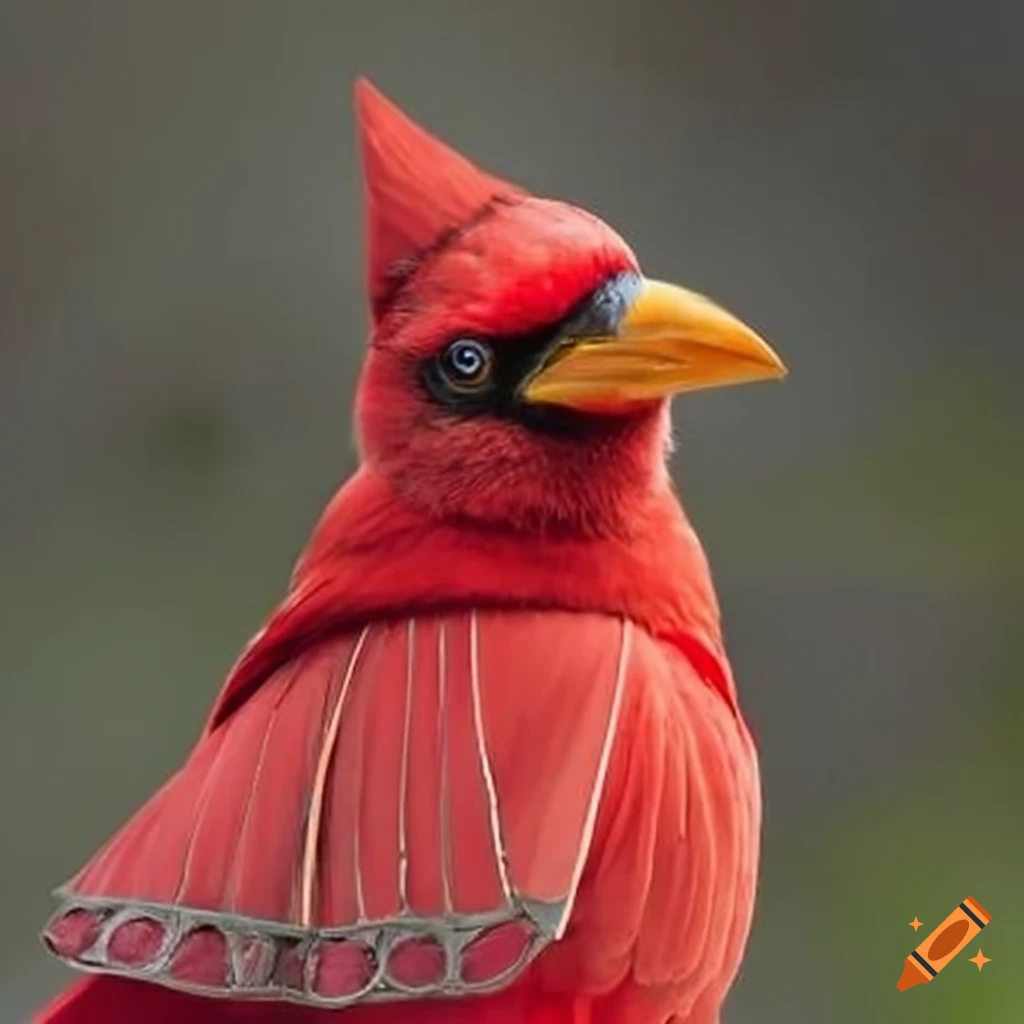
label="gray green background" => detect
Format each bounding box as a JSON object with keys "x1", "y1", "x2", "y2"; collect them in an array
[{"x1": 1, "y1": 2, "x2": 1020, "y2": 1021}]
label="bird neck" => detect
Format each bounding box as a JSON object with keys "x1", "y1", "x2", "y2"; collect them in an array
[
  {"x1": 212, "y1": 464, "x2": 735, "y2": 727},
  {"x1": 302, "y1": 464, "x2": 721, "y2": 634}
]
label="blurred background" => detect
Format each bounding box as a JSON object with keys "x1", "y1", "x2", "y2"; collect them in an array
[{"x1": 1, "y1": 2, "x2": 1021, "y2": 1021}]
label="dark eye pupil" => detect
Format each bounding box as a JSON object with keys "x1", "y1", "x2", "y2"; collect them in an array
[
  {"x1": 445, "y1": 340, "x2": 488, "y2": 380},
  {"x1": 452, "y1": 343, "x2": 481, "y2": 374}
]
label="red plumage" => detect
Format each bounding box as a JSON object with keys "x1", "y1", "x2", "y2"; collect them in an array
[
  {"x1": 35, "y1": 78, "x2": 763, "y2": 1024},
  {"x1": 356, "y1": 80, "x2": 524, "y2": 317}
]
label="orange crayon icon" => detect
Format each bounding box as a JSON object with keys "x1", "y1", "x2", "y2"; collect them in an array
[{"x1": 897, "y1": 896, "x2": 992, "y2": 991}]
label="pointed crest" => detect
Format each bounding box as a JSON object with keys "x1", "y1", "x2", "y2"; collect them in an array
[{"x1": 354, "y1": 78, "x2": 523, "y2": 315}]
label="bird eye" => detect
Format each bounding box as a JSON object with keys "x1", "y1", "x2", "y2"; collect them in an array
[{"x1": 438, "y1": 338, "x2": 494, "y2": 392}]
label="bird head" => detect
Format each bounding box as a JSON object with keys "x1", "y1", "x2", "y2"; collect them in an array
[{"x1": 352, "y1": 80, "x2": 785, "y2": 537}]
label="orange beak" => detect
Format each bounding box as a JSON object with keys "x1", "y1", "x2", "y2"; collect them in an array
[{"x1": 521, "y1": 278, "x2": 786, "y2": 411}]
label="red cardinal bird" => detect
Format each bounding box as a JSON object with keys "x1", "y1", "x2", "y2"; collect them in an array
[{"x1": 36, "y1": 80, "x2": 785, "y2": 1024}]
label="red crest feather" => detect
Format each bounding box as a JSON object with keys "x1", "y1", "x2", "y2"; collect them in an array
[{"x1": 354, "y1": 78, "x2": 524, "y2": 315}]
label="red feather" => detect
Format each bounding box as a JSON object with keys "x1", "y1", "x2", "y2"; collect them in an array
[
  {"x1": 47, "y1": 613, "x2": 630, "y2": 985},
  {"x1": 355, "y1": 78, "x2": 523, "y2": 317},
  {"x1": 35, "y1": 975, "x2": 604, "y2": 1024},
  {"x1": 208, "y1": 467, "x2": 731, "y2": 730},
  {"x1": 39, "y1": 611, "x2": 756, "y2": 1023}
]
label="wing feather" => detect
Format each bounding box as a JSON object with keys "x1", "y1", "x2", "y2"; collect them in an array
[
  {"x1": 538, "y1": 626, "x2": 759, "y2": 1021},
  {"x1": 636, "y1": 634, "x2": 757, "y2": 1016},
  {"x1": 46, "y1": 610, "x2": 757, "y2": 1019},
  {"x1": 46, "y1": 611, "x2": 636, "y2": 1010}
]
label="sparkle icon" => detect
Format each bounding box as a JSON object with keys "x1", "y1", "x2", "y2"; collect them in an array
[
  {"x1": 909, "y1": 917, "x2": 923, "y2": 931},
  {"x1": 968, "y1": 950, "x2": 991, "y2": 972}
]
